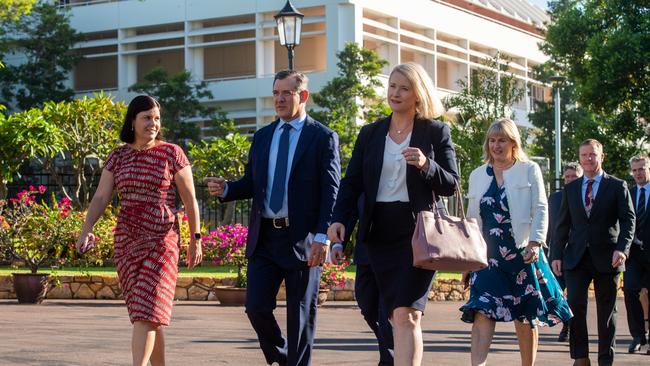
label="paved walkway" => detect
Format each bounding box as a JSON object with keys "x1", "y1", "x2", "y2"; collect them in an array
[{"x1": 0, "y1": 299, "x2": 647, "y2": 365}]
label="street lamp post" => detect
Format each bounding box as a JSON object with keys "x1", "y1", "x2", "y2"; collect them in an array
[
  {"x1": 274, "y1": 0, "x2": 304, "y2": 70},
  {"x1": 549, "y1": 75, "x2": 567, "y2": 191}
]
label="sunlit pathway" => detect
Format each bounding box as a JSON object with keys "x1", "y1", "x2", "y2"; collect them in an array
[{"x1": 0, "y1": 299, "x2": 645, "y2": 365}]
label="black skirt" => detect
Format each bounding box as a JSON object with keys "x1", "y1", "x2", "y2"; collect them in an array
[{"x1": 367, "y1": 201, "x2": 435, "y2": 314}]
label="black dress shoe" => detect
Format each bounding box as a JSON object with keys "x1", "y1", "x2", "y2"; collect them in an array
[
  {"x1": 558, "y1": 322, "x2": 569, "y2": 342},
  {"x1": 629, "y1": 337, "x2": 642, "y2": 353}
]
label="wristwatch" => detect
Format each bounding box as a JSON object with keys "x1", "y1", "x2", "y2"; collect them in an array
[{"x1": 193, "y1": 233, "x2": 202, "y2": 240}]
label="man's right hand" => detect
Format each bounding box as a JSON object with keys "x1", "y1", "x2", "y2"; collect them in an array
[
  {"x1": 551, "y1": 260, "x2": 562, "y2": 277},
  {"x1": 327, "y1": 222, "x2": 345, "y2": 244},
  {"x1": 205, "y1": 176, "x2": 226, "y2": 197}
]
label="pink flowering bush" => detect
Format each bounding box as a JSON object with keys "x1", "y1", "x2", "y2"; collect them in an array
[
  {"x1": 320, "y1": 260, "x2": 349, "y2": 290},
  {"x1": 202, "y1": 224, "x2": 248, "y2": 288},
  {"x1": 0, "y1": 186, "x2": 84, "y2": 273}
]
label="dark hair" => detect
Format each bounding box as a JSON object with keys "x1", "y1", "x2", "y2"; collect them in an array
[
  {"x1": 119, "y1": 95, "x2": 162, "y2": 143},
  {"x1": 273, "y1": 69, "x2": 309, "y2": 91},
  {"x1": 563, "y1": 162, "x2": 583, "y2": 176}
]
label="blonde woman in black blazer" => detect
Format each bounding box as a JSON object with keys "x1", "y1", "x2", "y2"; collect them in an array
[{"x1": 328, "y1": 62, "x2": 459, "y2": 365}]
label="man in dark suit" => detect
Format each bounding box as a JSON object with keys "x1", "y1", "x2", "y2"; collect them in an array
[
  {"x1": 207, "y1": 70, "x2": 340, "y2": 366},
  {"x1": 547, "y1": 162, "x2": 583, "y2": 342},
  {"x1": 625, "y1": 155, "x2": 650, "y2": 354},
  {"x1": 551, "y1": 139, "x2": 635, "y2": 366},
  {"x1": 331, "y1": 196, "x2": 394, "y2": 366}
]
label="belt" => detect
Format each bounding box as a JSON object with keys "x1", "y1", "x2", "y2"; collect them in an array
[{"x1": 262, "y1": 217, "x2": 290, "y2": 229}]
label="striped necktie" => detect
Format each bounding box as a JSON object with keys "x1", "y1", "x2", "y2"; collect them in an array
[{"x1": 585, "y1": 179, "x2": 594, "y2": 216}]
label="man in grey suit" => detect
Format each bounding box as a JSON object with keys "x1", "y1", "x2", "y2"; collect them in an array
[{"x1": 551, "y1": 139, "x2": 635, "y2": 366}]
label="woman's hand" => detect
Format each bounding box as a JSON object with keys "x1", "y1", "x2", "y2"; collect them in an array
[
  {"x1": 76, "y1": 232, "x2": 96, "y2": 254},
  {"x1": 522, "y1": 241, "x2": 541, "y2": 264},
  {"x1": 327, "y1": 222, "x2": 346, "y2": 244},
  {"x1": 401, "y1": 147, "x2": 429, "y2": 171},
  {"x1": 187, "y1": 239, "x2": 203, "y2": 269}
]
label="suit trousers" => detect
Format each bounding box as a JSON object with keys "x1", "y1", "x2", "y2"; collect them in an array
[
  {"x1": 623, "y1": 244, "x2": 650, "y2": 340},
  {"x1": 565, "y1": 251, "x2": 620, "y2": 364},
  {"x1": 354, "y1": 263, "x2": 394, "y2": 366},
  {"x1": 245, "y1": 223, "x2": 321, "y2": 366}
]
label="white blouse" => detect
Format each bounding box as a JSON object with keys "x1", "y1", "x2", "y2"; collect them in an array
[{"x1": 376, "y1": 133, "x2": 411, "y2": 202}]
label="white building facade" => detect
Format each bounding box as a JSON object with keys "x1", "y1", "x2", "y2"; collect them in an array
[{"x1": 64, "y1": 0, "x2": 551, "y2": 134}]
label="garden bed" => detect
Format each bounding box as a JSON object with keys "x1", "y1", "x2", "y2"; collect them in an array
[{"x1": 0, "y1": 266, "x2": 467, "y2": 301}]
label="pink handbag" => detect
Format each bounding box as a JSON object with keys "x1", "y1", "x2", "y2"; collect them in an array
[{"x1": 412, "y1": 184, "x2": 488, "y2": 272}]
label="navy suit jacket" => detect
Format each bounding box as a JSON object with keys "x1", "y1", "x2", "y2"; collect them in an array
[
  {"x1": 546, "y1": 190, "x2": 563, "y2": 258},
  {"x1": 630, "y1": 186, "x2": 650, "y2": 261},
  {"x1": 552, "y1": 173, "x2": 635, "y2": 273},
  {"x1": 222, "y1": 115, "x2": 341, "y2": 261},
  {"x1": 332, "y1": 116, "x2": 459, "y2": 243}
]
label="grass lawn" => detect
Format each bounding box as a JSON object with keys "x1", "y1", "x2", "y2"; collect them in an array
[{"x1": 0, "y1": 265, "x2": 461, "y2": 280}]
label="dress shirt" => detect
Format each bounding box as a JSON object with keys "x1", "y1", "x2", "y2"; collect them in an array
[
  {"x1": 224, "y1": 113, "x2": 328, "y2": 244},
  {"x1": 264, "y1": 115, "x2": 306, "y2": 218},
  {"x1": 581, "y1": 170, "x2": 604, "y2": 208},
  {"x1": 635, "y1": 182, "x2": 650, "y2": 211},
  {"x1": 376, "y1": 133, "x2": 411, "y2": 202}
]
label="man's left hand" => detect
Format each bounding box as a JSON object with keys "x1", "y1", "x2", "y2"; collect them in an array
[
  {"x1": 308, "y1": 242, "x2": 328, "y2": 267},
  {"x1": 611, "y1": 250, "x2": 626, "y2": 268}
]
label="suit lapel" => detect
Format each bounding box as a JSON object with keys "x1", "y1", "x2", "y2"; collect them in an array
[
  {"x1": 631, "y1": 185, "x2": 649, "y2": 223},
  {"x1": 258, "y1": 120, "x2": 279, "y2": 189},
  {"x1": 406, "y1": 118, "x2": 425, "y2": 194},
  {"x1": 571, "y1": 179, "x2": 589, "y2": 221},
  {"x1": 368, "y1": 117, "x2": 391, "y2": 202},
  {"x1": 289, "y1": 116, "x2": 317, "y2": 177},
  {"x1": 588, "y1": 173, "x2": 609, "y2": 216}
]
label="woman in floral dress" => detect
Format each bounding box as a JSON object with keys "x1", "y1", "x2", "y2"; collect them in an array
[
  {"x1": 460, "y1": 118, "x2": 572, "y2": 366},
  {"x1": 77, "y1": 95, "x2": 203, "y2": 366}
]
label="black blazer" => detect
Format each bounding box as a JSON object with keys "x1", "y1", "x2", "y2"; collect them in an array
[
  {"x1": 332, "y1": 116, "x2": 459, "y2": 243},
  {"x1": 552, "y1": 173, "x2": 635, "y2": 273},
  {"x1": 222, "y1": 116, "x2": 341, "y2": 260},
  {"x1": 546, "y1": 190, "x2": 563, "y2": 258},
  {"x1": 631, "y1": 186, "x2": 650, "y2": 261}
]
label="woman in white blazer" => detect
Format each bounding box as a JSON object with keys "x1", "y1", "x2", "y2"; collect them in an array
[{"x1": 459, "y1": 118, "x2": 572, "y2": 366}]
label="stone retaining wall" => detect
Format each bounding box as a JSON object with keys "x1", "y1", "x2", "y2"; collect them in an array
[{"x1": 0, "y1": 275, "x2": 623, "y2": 302}]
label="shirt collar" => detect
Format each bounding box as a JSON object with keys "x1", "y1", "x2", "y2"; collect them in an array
[
  {"x1": 637, "y1": 182, "x2": 650, "y2": 191},
  {"x1": 279, "y1": 113, "x2": 307, "y2": 132},
  {"x1": 583, "y1": 170, "x2": 604, "y2": 185}
]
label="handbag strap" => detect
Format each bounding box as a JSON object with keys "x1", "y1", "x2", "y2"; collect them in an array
[{"x1": 431, "y1": 180, "x2": 467, "y2": 220}]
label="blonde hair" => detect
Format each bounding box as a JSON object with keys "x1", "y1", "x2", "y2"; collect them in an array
[
  {"x1": 482, "y1": 118, "x2": 529, "y2": 163},
  {"x1": 390, "y1": 62, "x2": 445, "y2": 119}
]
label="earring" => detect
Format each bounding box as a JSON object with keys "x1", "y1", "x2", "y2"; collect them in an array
[{"x1": 131, "y1": 125, "x2": 134, "y2": 131}]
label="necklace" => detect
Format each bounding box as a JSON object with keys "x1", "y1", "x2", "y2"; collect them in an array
[
  {"x1": 493, "y1": 159, "x2": 515, "y2": 170},
  {"x1": 132, "y1": 141, "x2": 156, "y2": 151},
  {"x1": 393, "y1": 124, "x2": 412, "y2": 134}
]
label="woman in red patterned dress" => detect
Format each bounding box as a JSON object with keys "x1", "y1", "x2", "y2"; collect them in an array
[{"x1": 76, "y1": 95, "x2": 203, "y2": 366}]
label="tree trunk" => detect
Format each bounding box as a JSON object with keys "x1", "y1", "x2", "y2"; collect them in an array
[
  {"x1": 42, "y1": 157, "x2": 73, "y2": 203},
  {"x1": 0, "y1": 180, "x2": 7, "y2": 200},
  {"x1": 72, "y1": 158, "x2": 84, "y2": 209},
  {"x1": 222, "y1": 201, "x2": 236, "y2": 225}
]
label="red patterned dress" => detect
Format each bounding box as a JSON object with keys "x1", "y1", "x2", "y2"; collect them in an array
[{"x1": 104, "y1": 142, "x2": 189, "y2": 326}]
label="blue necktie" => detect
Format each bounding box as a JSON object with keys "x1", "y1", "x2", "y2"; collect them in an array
[{"x1": 269, "y1": 124, "x2": 292, "y2": 214}]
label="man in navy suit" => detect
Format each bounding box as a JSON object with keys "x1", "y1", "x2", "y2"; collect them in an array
[
  {"x1": 625, "y1": 155, "x2": 650, "y2": 354},
  {"x1": 207, "y1": 70, "x2": 340, "y2": 366},
  {"x1": 547, "y1": 162, "x2": 583, "y2": 342},
  {"x1": 331, "y1": 196, "x2": 394, "y2": 366},
  {"x1": 552, "y1": 139, "x2": 635, "y2": 366}
]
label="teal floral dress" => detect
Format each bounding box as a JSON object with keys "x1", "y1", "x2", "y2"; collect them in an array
[{"x1": 460, "y1": 166, "x2": 572, "y2": 327}]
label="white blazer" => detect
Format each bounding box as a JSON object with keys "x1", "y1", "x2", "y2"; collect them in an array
[{"x1": 466, "y1": 160, "x2": 548, "y2": 249}]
